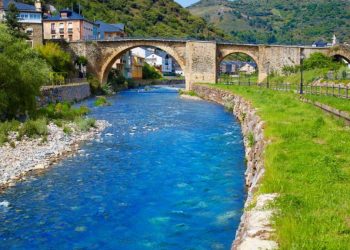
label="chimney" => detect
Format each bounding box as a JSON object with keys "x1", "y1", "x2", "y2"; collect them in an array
[{"x1": 35, "y1": 0, "x2": 42, "y2": 12}]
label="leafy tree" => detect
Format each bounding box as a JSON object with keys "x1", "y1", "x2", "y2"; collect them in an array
[
  {"x1": 303, "y1": 53, "x2": 343, "y2": 71},
  {"x1": 0, "y1": 24, "x2": 50, "y2": 118},
  {"x1": 4, "y1": 3, "x2": 28, "y2": 39},
  {"x1": 36, "y1": 42, "x2": 73, "y2": 76},
  {"x1": 142, "y1": 63, "x2": 162, "y2": 79}
]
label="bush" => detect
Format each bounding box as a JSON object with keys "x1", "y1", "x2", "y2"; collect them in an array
[
  {"x1": 94, "y1": 96, "x2": 110, "y2": 107},
  {"x1": 75, "y1": 117, "x2": 96, "y2": 132},
  {"x1": 88, "y1": 76, "x2": 102, "y2": 95},
  {"x1": 0, "y1": 120, "x2": 20, "y2": 145},
  {"x1": 303, "y1": 53, "x2": 343, "y2": 71},
  {"x1": 18, "y1": 118, "x2": 48, "y2": 139},
  {"x1": 142, "y1": 63, "x2": 162, "y2": 79},
  {"x1": 37, "y1": 103, "x2": 90, "y2": 121},
  {"x1": 36, "y1": 42, "x2": 73, "y2": 75}
]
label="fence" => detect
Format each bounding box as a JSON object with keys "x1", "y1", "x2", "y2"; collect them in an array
[{"x1": 218, "y1": 78, "x2": 350, "y2": 99}]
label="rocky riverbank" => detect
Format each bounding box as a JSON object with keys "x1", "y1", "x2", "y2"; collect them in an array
[
  {"x1": 0, "y1": 120, "x2": 110, "y2": 190},
  {"x1": 192, "y1": 84, "x2": 278, "y2": 250}
]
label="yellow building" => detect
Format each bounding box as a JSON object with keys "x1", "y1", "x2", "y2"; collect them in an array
[{"x1": 131, "y1": 55, "x2": 144, "y2": 79}]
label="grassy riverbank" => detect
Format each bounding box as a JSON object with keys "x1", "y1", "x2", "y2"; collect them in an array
[
  {"x1": 210, "y1": 84, "x2": 350, "y2": 249},
  {"x1": 304, "y1": 94, "x2": 350, "y2": 114}
]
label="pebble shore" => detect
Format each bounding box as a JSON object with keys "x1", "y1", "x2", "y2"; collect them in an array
[{"x1": 0, "y1": 120, "x2": 110, "y2": 189}]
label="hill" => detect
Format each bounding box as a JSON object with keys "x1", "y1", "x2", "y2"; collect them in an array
[
  {"x1": 189, "y1": 0, "x2": 350, "y2": 44},
  {"x1": 22, "y1": 0, "x2": 230, "y2": 40}
]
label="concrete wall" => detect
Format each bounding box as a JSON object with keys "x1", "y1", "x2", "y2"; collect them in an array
[{"x1": 39, "y1": 83, "x2": 91, "y2": 106}]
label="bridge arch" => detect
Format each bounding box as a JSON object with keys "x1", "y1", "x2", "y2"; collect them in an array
[
  {"x1": 217, "y1": 45, "x2": 264, "y2": 83},
  {"x1": 96, "y1": 41, "x2": 187, "y2": 84},
  {"x1": 328, "y1": 46, "x2": 350, "y2": 64}
]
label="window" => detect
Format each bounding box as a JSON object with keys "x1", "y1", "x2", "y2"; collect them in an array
[
  {"x1": 25, "y1": 28, "x2": 33, "y2": 36},
  {"x1": 60, "y1": 35, "x2": 64, "y2": 39},
  {"x1": 52, "y1": 35, "x2": 56, "y2": 39},
  {"x1": 68, "y1": 35, "x2": 73, "y2": 41},
  {"x1": 26, "y1": 40, "x2": 33, "y2": 48}
]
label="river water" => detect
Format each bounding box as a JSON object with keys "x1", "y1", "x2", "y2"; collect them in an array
[{"x1": 0, "y1": 86, "x2": 246, "y2": 250}]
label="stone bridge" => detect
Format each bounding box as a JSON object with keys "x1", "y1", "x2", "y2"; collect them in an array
[{"x1": 66, "y1": 38, "x2": 350, "y2": 90}]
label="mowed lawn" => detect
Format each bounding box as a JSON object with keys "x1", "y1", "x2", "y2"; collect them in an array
[{"x1": 210, "y1": 84, "x2": 350, "y2": 249}]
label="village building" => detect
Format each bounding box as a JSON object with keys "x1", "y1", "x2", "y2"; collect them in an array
[
  {"x1": 43, "y1": 9, "x2": 96, "y2": 41},
  {"x1": 95, "y1": 20, "x2": 126, "y2": 40},
  {"x1": 0, "y1": 0, "x2": 43, "y2": 47}
]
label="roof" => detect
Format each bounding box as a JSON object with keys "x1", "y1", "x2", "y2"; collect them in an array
[
  {"x1": 3, "y1": 0, "x2": 38, "y2": 12},
  {"x1": 312, "y1": 40, "x2": 328, "y2": 47},
  {"x1": 95, "y1": 20, "x2": 125, "y2": 33},
  {"x1": 45, "y1": 9, "x2": 93, "y2": 23}
]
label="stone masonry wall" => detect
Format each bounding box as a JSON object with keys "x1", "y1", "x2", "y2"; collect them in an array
[
  {"x1": 192, "y1": 84, "x2": 278, "y2": 250},
  {"x1": 39, "y1": 83, "x2": 91, "y2": 106}
]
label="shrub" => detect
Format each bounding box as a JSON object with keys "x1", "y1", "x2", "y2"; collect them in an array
[
  {"x1": 248, "y1": 132, "x2": 255, "y2": 147},
  {"x1": 63, "y1": 126, "x2": 72, "y2": 134},
  {"x1": 88, "y1": 76, "x2": 102, "y2": 95},
  {"x1": 142, "y1": 63, "x2": 162, "y2": 79},
  {"x1": 94, "y1": 96, "x2": 110, "y2": 107},
  {"x1": 75, "y1": 118, "x2": 96, "y2": 132},
  {"x1": 18, "y1": 118, "x2": 48, "y2": 139},
  {"x1": 37, "y1": 103, "x2": 90, "y2": 121}
]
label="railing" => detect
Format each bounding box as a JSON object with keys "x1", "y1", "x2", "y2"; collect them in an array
[{"x1": 218, "y1": 78, "x2": 350, "y2": 99}]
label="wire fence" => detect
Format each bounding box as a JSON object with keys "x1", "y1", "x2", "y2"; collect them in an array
[{"x1": 218, "y1": 78, "x2": 350, "y2": 99}]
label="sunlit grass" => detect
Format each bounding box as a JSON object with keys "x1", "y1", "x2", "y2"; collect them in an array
[{"x1": 206, "y1": 84, "x2": 350, "y2": 249}]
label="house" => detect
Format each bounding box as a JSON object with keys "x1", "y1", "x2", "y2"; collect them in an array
[
  {"x1": 95, "y1": 20, "x2": 126, "y2": 40},
  {"x1": 43, "y1": 9, "x2": 96, "y2": 41},
  {"x1": 220, "y1": 61, "x2": 244, "y2": 75},
  {"x1": 145, "y1": 53, "x2": 163, "y2": 72},
  {"x1": 240, "y1": 63, "x2": 256, "y2": 74},
  {"x1": 131, "y1": 53, "x2": 144, "y2": 79},
  {"x1": 0, "y1": 0, "x2": 43, "y2": 47},
  {"x1": 312, "y1": 40, "x2": 328, "y2": 48}
]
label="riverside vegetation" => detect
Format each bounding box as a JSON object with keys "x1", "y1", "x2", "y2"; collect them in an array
[
  {"x1": 210, "y1": 83, "x2": 350, "y2": 249},
  {"x1": 0, "y1": 23, "x2": 99, "y2": 146}
]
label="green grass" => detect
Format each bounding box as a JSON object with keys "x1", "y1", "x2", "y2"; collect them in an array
[
  {"x1": 18, "y1": 118, "x2": 48, "y2": 139},
  {"x1": 207, "y1": 84, "x2": 350, "y2": 249},
  {"x1": 179, "y1": 89, "x2": 198, "y2": 97},
  {"x1": 75, "y1": 117, "x2": 96, "y2": 132},
  {"x1": 305, "y1": 95, "x2": 350, "y2": 114}
]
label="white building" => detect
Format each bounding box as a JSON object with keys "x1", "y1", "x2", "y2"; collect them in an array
[
  {"x1": 240, "y1": 63, "x2": 256, "y2": 74},
  {"x1": 145, "y1": 53, "x2": 163, "y2": 68}
]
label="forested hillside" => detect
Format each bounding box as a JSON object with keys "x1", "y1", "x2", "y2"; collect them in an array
[
  {"x1": 22, "y1": 0, "x2": 230, "y2": 40},
  {"x1": 189, "y1": 0, "x2": 350, "y2": 44}
]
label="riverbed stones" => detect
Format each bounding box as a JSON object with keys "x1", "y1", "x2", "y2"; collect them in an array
[
  {"x1": 0, "y1": 120, "x2": 110, "y2": 189},
  {"x1": 192, "y1": 84, "x2": 278, "y2": 250}
]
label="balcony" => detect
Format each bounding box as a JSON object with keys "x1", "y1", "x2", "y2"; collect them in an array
[{"x1": 59, "y1": 28, "x2": 64, "y2": 34}]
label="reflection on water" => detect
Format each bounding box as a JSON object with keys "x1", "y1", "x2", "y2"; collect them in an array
[{"x1": 0, "y1": 86, "x2": 246, "y2": 250}]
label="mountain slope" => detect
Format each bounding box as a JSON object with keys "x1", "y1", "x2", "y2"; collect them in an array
[
  {"x1": 189, "y1": 0, "x2": 350, "y2": 44},
  {"x1": 22, "y1": 0, "x2": 230, "y2": 40}
]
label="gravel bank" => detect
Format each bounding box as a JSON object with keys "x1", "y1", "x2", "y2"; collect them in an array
[{"x1": 0, "y1": 120, "x2": 110, "y2": 189}]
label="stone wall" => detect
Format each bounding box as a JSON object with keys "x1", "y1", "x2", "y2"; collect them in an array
[
  {"x1": 39, "y1": 83, "x2": 91, "y2": 106},
  {"x1": 192, "y1": 84, "x2": 278, "y2": 250},
  {"x1": 131, "y1": 79, "x2": 185, "y2": 87}
]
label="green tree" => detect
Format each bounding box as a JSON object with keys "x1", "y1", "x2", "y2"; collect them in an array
[
  {"x1": 4, "y1": 3, "x2": 27, "y2": 39},
  {"x1": 0, "y1": 24, "x2": 50, "y2": 118},
  {"x1": 142, "y1": 63, "x2": 162, "y2": 79},
  {"x1": 36, "y1": 42, "x2": 73, "y2": 76}
]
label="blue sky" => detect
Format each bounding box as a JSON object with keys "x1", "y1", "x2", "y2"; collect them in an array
[{"x1": 175, "y1": 0, "x2": 199, "y2": 7}]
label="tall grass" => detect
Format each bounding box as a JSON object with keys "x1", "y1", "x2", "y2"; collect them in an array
[{"x1": 211, "y1": 84, "x2": 350, "y2": 249}]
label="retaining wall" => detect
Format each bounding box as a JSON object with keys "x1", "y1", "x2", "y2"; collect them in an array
[
  {"x1": 192, "y1": 84, "x2": 278, "y2": 250},
  {"x1": 39, "y1": 83, "x2": 91, "y2": 106}
]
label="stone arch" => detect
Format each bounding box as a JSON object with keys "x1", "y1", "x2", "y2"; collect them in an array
[
  {"x1": 217, "y1": 46, "x2": 261, "y2": 82},
  {"x1": 328, "y1": 46, "x2": 350, "y2": 64},
  {"x1": 98, "y1": 41, "x2": 187, "y2": 84}
]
